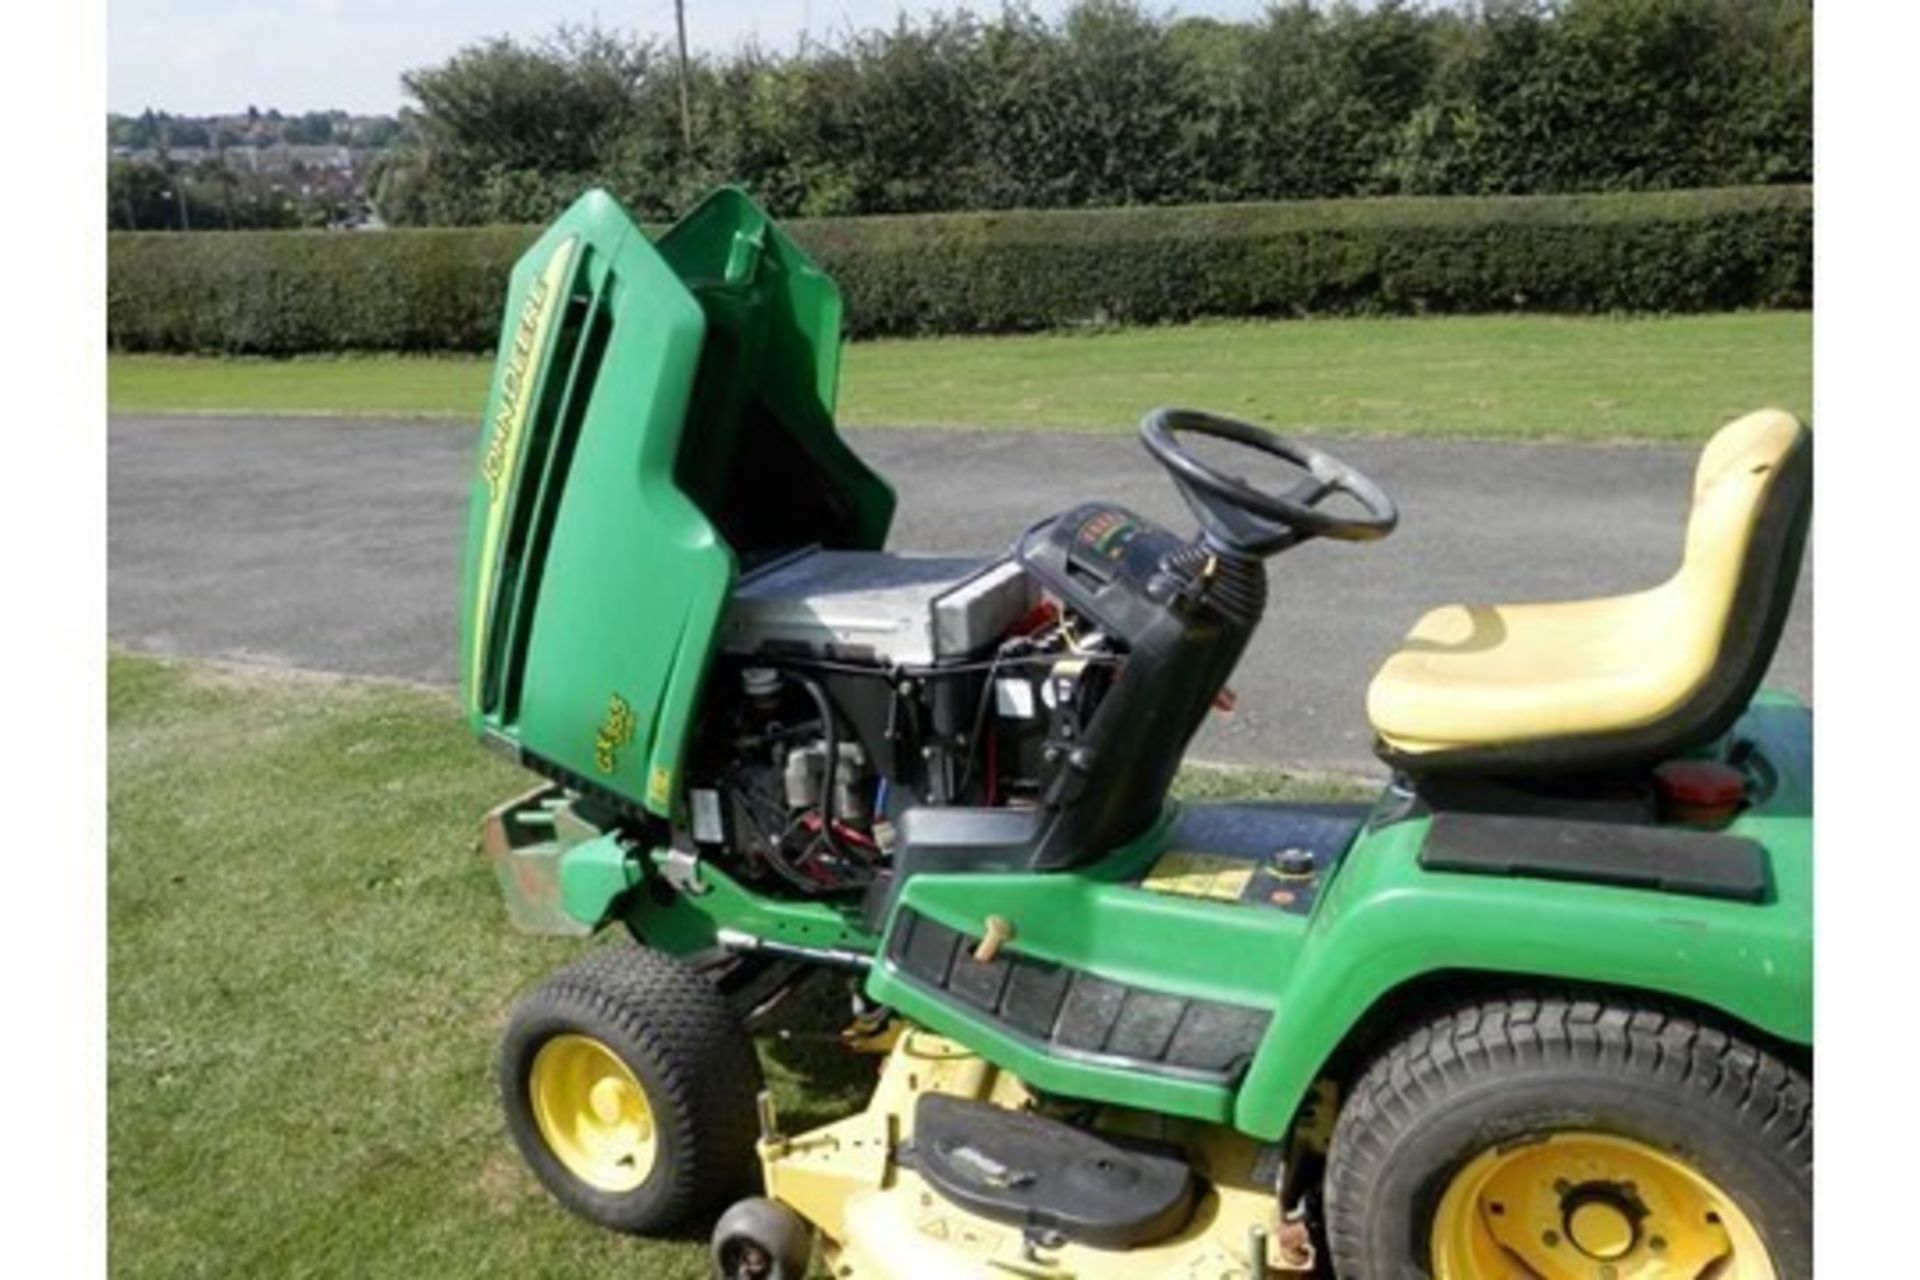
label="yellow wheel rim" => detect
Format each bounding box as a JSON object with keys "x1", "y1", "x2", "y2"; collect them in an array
[
  {"x1": 1430, "y1": 1132, "x2": 1775, "y2": 1279},
  {"x1": 528, "y1": 1034, "x2": 658, "y2": 1192}
]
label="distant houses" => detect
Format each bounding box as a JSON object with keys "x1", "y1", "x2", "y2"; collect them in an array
[
  {"x1": 107, "y1": 108, "x2": 405, "y2": 228},
  {"x1": 109, "y1": 143, "x2": 366, "y2": 174}
]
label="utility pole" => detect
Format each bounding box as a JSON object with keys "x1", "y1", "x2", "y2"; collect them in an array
[{"x1": 674, "y1": 0, "x2": 693, "y2": 150}]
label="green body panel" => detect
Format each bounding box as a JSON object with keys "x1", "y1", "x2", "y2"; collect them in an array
[
  {"x1": 866, "y1": 804, "x2": 1259, "y2": 1124},
  {"x1": 557, "y1": 832, "x2": 643, "y2": 926},
  {"x1": 629, "y1": 849, "x2": 875, "y2": 956},
  {"x1": 861, "y1": 694, "x2": 1810, "y2": 1139},
  {"x1": 459, "y1": 187, "x2": 892, "y2": 819},
  {"x1": 1226, "y1": 692, "x2": 1811, "y2": 1137},
  {"x1": 652, "y1": 194, "x2": 894, "y2": 560}
]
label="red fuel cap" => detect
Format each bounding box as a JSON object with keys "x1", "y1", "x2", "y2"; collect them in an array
[{"x1": 1654, "y1": 760, "x2": 1747, "y2": 823}]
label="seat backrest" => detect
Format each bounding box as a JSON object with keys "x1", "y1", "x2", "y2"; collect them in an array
[
  {"x1": 1663, "y1": 408, "x2": 1812, "y2": 755},
  {"x1": 1688, "y1": 410, "x2": 1810, "y2": 573},
  {"x1": 1375, "y1": 409, "x2": 1811, "y2": 779}
]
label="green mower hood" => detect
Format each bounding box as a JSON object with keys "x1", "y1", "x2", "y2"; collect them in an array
[{"x1": 459, "y1": 187, "x2": 895, "y2": 818}]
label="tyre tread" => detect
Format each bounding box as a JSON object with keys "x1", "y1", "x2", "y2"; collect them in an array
[
  {"x1": 504, "y1": 942, "x2": 765, "y2": 1232},
  {"x1": 1322, "y1": 990, "x2": 1811, "y2": 1278}
]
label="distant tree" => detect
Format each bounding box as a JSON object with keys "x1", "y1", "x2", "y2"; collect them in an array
[
  {"x1": 108, "y1": 156, "x2": 195, "y2": 230},
  {"x1": 1162, "y1": 17, "x2": 1262, "y2": 201},
  {"x1": 107, "y1": 159, "x2": 161, "y2": 228},
  {"x1": 108, "y1": 155, "x2": 311, "y2": 231},
  {"x1": 369, "y1": 149, "x2": 430, "y2": 225},
  {"x1": 403, "y1": 26, "x2": 659, "y2": 175},
  {"x1": 968, "y1": 1, "x2": 1194, "y2": 207},
  {"x1": 166, "y1": 119, "x2": 211, "y2": 148},
  {"x1": 351, "y1": 116, "x2": 404, "y2": 148},
  {"x1": 1239, "y1": 0, "x2": 1438, "y2": 199},
  {"x1": 123, "y1": 109, "x2": 162, "y2": 150},
  {"x1": 195, "y1": 157, "x2": 239, "y2": 228},
  {"x1": 283, "y1": 111, "x2": 335, "y2": 144},
  {"x1": 116, "y1": 0, "x2": 1811, "y2": 229}
]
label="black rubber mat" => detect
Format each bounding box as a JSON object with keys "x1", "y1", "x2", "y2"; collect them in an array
[{"x1": 1419, "y1": 811, "x2": 1770, "y2": 902}]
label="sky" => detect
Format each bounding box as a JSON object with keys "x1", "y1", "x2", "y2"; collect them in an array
[{"x1": 108, "y1": 0, "x2": 1276, "y2": 116}]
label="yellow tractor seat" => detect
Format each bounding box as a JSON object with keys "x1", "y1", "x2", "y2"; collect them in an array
[{"x1": 1368, "y1": 410, "x2": 1812, "y2": 776}]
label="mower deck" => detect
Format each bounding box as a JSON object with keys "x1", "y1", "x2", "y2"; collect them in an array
[{"x1": 756, "y1": 1028, "x2": 1315, "y2": 1279}]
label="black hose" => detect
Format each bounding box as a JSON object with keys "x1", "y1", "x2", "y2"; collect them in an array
[
  {"x1": 731, "y1": 718, "x2": 824, "y2": 752},
  {"x1": 790, "y1": 672, "x2": 849, "y2": 863},
  {"x1": 955, "y1": 644, "x2": 1014, "y2": 799}
]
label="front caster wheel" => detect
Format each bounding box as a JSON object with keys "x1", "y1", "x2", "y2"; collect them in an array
[
  {"x1": 1323, "y1": 993, "x2": 1811, "y2": 1279},
  {"x1": 711, "y1": 1196, "x2": 814, "y2": 1279},
  {"x1": 499, "y1": 943, "x2": 765, "y2": 1234}
]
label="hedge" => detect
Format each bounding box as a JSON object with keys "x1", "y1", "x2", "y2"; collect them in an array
[{"x1": 107, "y1": 186, "x2": 1810, "y2": 355}]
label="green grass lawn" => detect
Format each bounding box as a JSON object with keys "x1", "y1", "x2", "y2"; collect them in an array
[
  {"x1": 107, "y1": 652, "x2": 1348, "y2": 1277},
  {"x1": 109, "y1": 311, "x2": 1810, "y2": 442}
]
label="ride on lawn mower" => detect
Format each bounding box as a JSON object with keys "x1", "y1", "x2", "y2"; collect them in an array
[{"x1": 463, "y1": 188, "x2": 1811, "y2": 1278}]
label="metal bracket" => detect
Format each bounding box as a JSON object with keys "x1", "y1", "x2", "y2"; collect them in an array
[{"x1": 661, "y1": 846, "x2": 710, "y2": 896}]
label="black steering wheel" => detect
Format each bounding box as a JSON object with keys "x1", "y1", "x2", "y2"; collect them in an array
[{"x1": 1139, "y1": 407, "x2": 1397, "y2": 555}]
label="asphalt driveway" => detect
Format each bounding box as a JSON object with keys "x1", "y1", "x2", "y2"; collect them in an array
[{"x1": 109, "y1": 415, "x2": 1811, "y2": 774}]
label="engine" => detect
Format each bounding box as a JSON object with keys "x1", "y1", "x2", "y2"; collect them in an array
[{"x1": 680, "y1": 546, "x2": 1120, "y2": 896}]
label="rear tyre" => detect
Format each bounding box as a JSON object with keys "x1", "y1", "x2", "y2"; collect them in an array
[
  {"x1": 499, "y1": 943, "x2": 765, "y2": 1234},
  {"x1": 1323, "y1": 992, "x2": 1811, "y2": 1279}
]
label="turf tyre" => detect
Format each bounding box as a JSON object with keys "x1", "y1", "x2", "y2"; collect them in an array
[
  {"x1": 499, "y1": 942, "x2": 765, "y2": 1234},
  {"x1": 1323, "y1": 991, "x2": 1811, "y2": 1279}
]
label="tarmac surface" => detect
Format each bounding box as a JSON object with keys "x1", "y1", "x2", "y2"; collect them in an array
[{"x1": 109, "y1": 415, "x2": 1811, "y2": 774}]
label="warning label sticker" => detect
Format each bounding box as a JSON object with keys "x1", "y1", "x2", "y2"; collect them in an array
[{"x1": 1139, "y1": 850, "x2": 1256, "y2": 902}]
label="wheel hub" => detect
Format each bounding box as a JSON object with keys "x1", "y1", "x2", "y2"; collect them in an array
[
  {"x1": 1430, "y1": 1132, "x2": 1777, "y2": 1279},
  {"x1": 527, "y1": 1033, "x2": 659, "y2": 1192},
  {"x1": 1564, "y1": 1191, "x2": 1637, "y2": 1261},
  {"x1": 589, "y1": 1075, "x2": 632, "y2": 1125}
]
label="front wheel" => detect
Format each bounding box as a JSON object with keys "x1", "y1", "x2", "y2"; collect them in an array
[
  {"x1": 499, "y1": 943, "x2": 765, "y2": 1234},
  {"x1": 1323, "y1": 992, "x2": 1811, "y2": 1279}
]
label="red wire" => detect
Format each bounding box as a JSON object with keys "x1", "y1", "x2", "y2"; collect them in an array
[
  {"x1": 800, "y1": 812, "x2": 880, "y2": 852},
  {"x1": 985, "y1": 724, "x2": 999, "y2": 807}
]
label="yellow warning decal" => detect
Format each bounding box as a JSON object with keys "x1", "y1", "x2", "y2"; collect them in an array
[
  {"x1": 1140, "y1": 851, "x2": 1255, "y2": 902},
  {"x1": 916, "y1": 1206, "x2": 1007, "y2": 1255},
  {"x1": 593, "y1": 692, "x2": 636, "y2": 774},
  {"x1": 646, "y1": 765, "x2": 674, "y2": 810}
]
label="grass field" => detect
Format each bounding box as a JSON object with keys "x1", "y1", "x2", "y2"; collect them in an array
[
  {"x1": 107, "y1": 652, "x2": 1350, "y2": 1277},
  {"x1": 108, "y1": 311, "x2": 1811, "y2": 441}
]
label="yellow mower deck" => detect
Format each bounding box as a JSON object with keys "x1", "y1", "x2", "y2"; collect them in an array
[{"x1": 757, "y1": 1027, "x2": 1314, "y2": 1279}]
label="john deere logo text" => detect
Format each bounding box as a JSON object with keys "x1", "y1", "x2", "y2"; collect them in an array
[
  {"x1": 465, "y1": 234, "x2": 577, "y2": 713},
  {"x1": 480, "y1": 238, "x2": 576, "y2": 504},
  {"x1": 594, "y1": 693, "x2": 637, "y2": 774}
]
